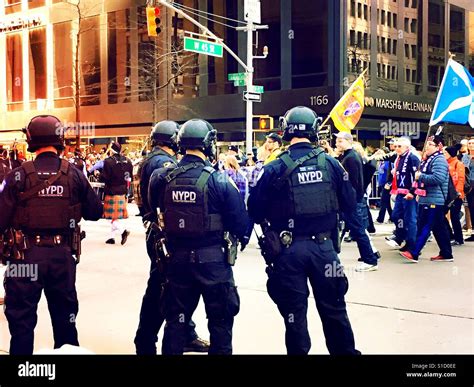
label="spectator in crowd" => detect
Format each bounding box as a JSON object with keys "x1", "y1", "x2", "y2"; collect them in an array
[
  {"x1": 224, "y1": 154, "x2": 249, "y2": 203},
  {"x1": 444, "y1": 144, "x2": 465, "y2": 246},
  {"x1": 263, "y1": 133, "x2": 282, "y2": 165},
  {"x1": 335, "y1": 132, "x2": 380, "y2": 271},
  {"x1": 401, "y1": 135, "x2": 453, "y2": 263},
  {"x1": 375, "y1": 145, "x2": 394, "y2": 223},
  {"x1": 353, "y1": 142, "x2": 378, "y2": 233},
  {"x1": 386, "y1": 137, "x2": 420, "y2": 252},
  {"x1": 462, "y1": 137, "x2": 474, "y2": 241}
]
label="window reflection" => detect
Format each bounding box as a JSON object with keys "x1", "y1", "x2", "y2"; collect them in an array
[
  {"x1": 29, "y1": 28, "x2": 47, "y2": 109},
  {"x1": 53, "y1": 22, "x2": 74, "y2": 108},
  {"x1": 6, "y1": 33, "x2": 23, "y2": 111}
]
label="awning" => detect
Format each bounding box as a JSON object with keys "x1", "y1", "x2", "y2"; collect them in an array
[{"x1": 0, "y1": 130, "x2": 26, "y2": 144}]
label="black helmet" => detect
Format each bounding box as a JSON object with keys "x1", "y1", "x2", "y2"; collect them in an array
[
  {"x1": 150, "y1": 120, "x2": 179, "y2": 151},
  {"x1": 24, "y1": 115, "x2": 65, "y2": 153},
  {"x1": 279, "y1": 106, "x2": 322, "y2": 142},
  {"x1": 177, "y1": 119, "x2": 217, "y2": 160}
]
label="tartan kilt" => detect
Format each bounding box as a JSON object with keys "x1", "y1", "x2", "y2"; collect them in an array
[{"x1": 103, "y1": 195, "x2": 129, "y2": 220}]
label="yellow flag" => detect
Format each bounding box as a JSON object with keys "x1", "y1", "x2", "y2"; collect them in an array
[{"x1": 329, "y1": 71, "x2": 366, "y2": 133}]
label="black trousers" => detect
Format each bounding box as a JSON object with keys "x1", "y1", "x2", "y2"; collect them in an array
[
  {"x1": 161, "y1": 246, "x2": 239, "y2": 355},
  {"x1": 4, "y1": 245, "x2": 79, "y2": 355},
  {"x1": 266, "y1": 238, "x2": 359, "y2": 355},
  {"x1": 445, "y1": 198, "x2": 464, "y2": 243},
  {"x1": 134, "y1": 229, "x2": 197, "y2": 354}
]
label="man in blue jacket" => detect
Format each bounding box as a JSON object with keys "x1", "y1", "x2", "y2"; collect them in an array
[{"x1": 400, "y1": 135, "x2": 453, "y2": 263}]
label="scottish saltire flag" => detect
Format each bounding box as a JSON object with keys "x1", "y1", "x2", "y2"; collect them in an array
[{"x1": 429, "y1": 59, "x2": 474, "y2": 128}]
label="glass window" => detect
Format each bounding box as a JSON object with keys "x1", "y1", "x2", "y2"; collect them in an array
[
  {"x1": 254, "y1": 0, "x2": 281, "y2": 91},
  {"x1": 292, "y1": 0, "x2": 329, "y2": 88},
  {"x1": 206, "y1": 0, "x2": 238, "y2": 96},
  {"x1": 358, "y1": 3, "x2": 362, "y2": 18},
  {"x1": 28, "y1": 28, "x2": 47, "y2": 109},
  {"x1": 6, "y1": 33, "x2": 23, "y2": 111},
  {"x1": 80, "y1": 16, "x2": 101, "y2": 105},
  {"x1": 5, "y1": 0, "x2": 21, "y2": 15},
  {"x1": 393, "y1": 13, "x2": 397, "y2": 28},
  {"x1": 350, "y1": 0, "x2": 356, "y2": 17},
  {"x1": 469, "y1": 11, "x2": 474, "y2": 74},
  {"x1": 137, "y1": 6, "x2": 157, "y2": 102},
  {"x1": 108, "y1": 9, "x2": 131, "y2": 104},
  {"x1": 29, "y1": 0, "x2": 45, "y2": 9},
  {"x1": 364, "y1": 5, "x2": 368, "y2": 20},
  {"x1": 53, "y1": 22, "x2": 74, "y2": 108},
  {"x1": 428, "y1": 0, "x2": 445, "y2": 93},
  {"x1": 449, "y1": 6, "x2": 465, "y2": 63}
]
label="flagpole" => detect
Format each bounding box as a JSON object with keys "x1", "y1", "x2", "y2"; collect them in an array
[{"x1": 320, "y1": 68, "x2": 369, "y2": 130}]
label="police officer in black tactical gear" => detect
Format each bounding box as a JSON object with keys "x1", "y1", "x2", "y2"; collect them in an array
[
  {"x1": 134, "y1": 120, "x2": 209, "y2": 354},
  {"x1": 0, "y1": 115, "x2": 103, "y2": 355},
  {"x1": 248, "y1": 106, "x2": 360, "y2": 355},
  {"x1": 149, "y1": 119, "x2": 249, "y2": 355}
]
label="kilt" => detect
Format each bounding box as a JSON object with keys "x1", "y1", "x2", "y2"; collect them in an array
[{"x1": 103, "y1": 195, "x2": 129, "y2": 220}]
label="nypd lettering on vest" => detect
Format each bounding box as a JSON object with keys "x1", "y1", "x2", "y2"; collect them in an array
[
  {"x1": 171, "y1": 190, "x2": 197, "y2": 203},
  {"x1": 297, "y1": 165, "x2": 323, "y2": 184},
  {"x1": 38, "y1": 185, "x2": 64, "y2": 197}
]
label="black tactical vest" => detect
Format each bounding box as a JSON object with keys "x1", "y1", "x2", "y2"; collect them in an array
[
  {"x1": 103, "y1": 155, "x2": 132, "y2": 195},
  {"x1": 162, "y1": 163, "x2": 223, "y2": 238},
  {"x1": 267, "y1": 148, "x2": 339, "y2": 227},
  {"x1": 13, "y1": 159, "x2": 81, "y2": 232}
]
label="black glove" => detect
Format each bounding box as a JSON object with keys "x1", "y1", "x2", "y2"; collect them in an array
[{"x1": 240, "y1": 235, "x2": 250, "y2": 252}]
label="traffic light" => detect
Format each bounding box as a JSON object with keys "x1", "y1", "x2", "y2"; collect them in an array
[
  {"x1": 146, "y1": 7, "x2": 161, "y2": 37},
  {"x1": 256, "y1": 115, "x2": 274, "y2": 130}
]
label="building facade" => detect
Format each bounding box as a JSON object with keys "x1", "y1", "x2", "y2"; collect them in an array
[{"x1": 0, "y1": 0, "x2": 473, "y2": 152}]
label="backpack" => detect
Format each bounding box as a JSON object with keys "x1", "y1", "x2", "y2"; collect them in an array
[{"x1": 445, "y1": 174, "x2": 459, "y2": 208}]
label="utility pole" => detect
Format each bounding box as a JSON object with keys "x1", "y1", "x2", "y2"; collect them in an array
[
  {"x1": 156, "y1": 0, "x2": 267, "y2": 154},
  {"x1": 236, "y1": 21, "x2": 268, "y2": 153}
]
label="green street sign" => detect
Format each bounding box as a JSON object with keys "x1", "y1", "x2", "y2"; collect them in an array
[
  {"x1": 234, "y1": 79, "x2": 246, "y2": 87},
  {"x1": 228, "y1": 72, "x2": 246, "y2": 81},
  {"x1": 252, "y1": 85, "x2": 264, "y2": 93},
  {"x1": 184, "y1": 36, "x2": 223, "y2": 57}
]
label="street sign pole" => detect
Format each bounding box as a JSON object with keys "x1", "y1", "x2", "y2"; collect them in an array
[
  {"x1": 245, "y1": 20, "x2": 254, "y2": 155},
  {"x1": 158, "y1": 0, "x2": 267, "y2": 155}
]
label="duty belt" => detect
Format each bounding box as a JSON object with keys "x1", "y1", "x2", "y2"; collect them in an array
[
  {"x1": 26, "y1": 234, "x2": 69, "y2": 248},
  {"x1": 171, "y1": 245, "x2": 226, "y2": 264},
  {"x1": 276, "y1": 230, "x2": 332, "y2": 246}
]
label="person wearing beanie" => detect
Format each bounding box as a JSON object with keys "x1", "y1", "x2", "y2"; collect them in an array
[
  {"x1": 400, "y1": 135, "x2": 453, "y2": 263},
  {"x1": 444, "y1": 144, "x2": 465, "y2": 245}
]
